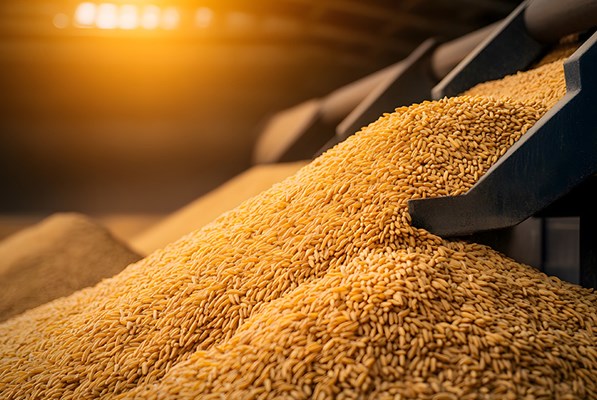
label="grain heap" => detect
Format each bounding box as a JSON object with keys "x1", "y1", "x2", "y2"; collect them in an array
[
  {"x1": 0, "y1": 213, "x2": 141, "y2": 322},
  {"x1": 1, "y1": 58, "x2": 595, "y2": 400},
  {"x1": 132, "y1": 161, "x2": 308, "y2": 255}
]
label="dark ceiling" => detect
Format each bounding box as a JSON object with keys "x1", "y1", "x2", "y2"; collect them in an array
[{"x1": 0, "y1": 0, "x2": 521, "y2": 215}]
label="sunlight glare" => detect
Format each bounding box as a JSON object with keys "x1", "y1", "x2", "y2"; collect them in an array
[
  {"x1": 74, "y1": 2, "x2": 96, "y2": 26},
  {"x1": 96, "y1": 3, "x2": 119, "y2": 29}
]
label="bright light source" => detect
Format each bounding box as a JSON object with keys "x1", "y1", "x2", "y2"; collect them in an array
[
  {"x1": 141, "y1": 5, "x2": 161, "y2": 29},
  {"x1": 96, "y1": 3, "x2": 119, "y2": 29},
  {"x1": 119, "y1": 5, "x2": 138, "y2": 30},
  {"x1": 161, "y1": 7, "x2": 180, "y2": 30},
  {"x1": 75, "y1": 2, "x2": 96, "y2": 26},
  {"x1": 72, "y1": 2, "x2": 181, "y2": 30},
  {"x1": 53, "y1": 13, "x2": 69, "y2": 29},
  {"x1": 195, "y1": 7, "x2": 213, "y2": 28}
]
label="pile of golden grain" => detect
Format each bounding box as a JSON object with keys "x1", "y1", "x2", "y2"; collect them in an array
[{"x1": 1, "y1": 58, "x2": 594, "y2": 400}]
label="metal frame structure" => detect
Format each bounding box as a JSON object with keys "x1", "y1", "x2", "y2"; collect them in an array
[{"x1": 409, "y1": 0, "x2": 597, "y2": 288}]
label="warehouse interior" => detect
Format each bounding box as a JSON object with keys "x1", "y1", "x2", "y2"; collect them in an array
[{"x1": 0, "y1": 0, "x2": 519, "y2": 235}]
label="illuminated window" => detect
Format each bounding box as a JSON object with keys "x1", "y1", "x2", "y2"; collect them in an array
[
  {"x1": 119, "y1": 5, "x2": 138, "y2": 30},
  {"x1": 141, "y1": 5, "x2": 161, "y2": 30},
  {"x1": 161, "y1": 7, "x2": 180, "y2": 30},
  {"x1": 74, "y1": 2, "x2": 96, "y2": 27},
  {"x1": 72, "y1": 2, "x2": 182, "y2": 30},
  {"x1": 96, "y1": 3, "x2": 119, "y2": 29}
]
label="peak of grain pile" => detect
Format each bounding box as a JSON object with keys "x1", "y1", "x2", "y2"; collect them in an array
[
  {"x1": 0, "y1": 213, "x2": 141, "y2": 322},
  {"x1": 2, "y1": 58, "x2": 595, "y2": 400}
]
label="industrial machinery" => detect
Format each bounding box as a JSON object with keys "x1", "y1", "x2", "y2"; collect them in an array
[
  {"x1": 409, "y1": 0, "x2": 597, "y2": 289},
  {"x1": 254, "y1": 0, "x2": 597, "y2": 289},
  {"x1": 253, "y1": 22, "x2": 500, "y2": 163}
]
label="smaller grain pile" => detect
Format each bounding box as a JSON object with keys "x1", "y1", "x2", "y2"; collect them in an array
[
  {"x1": 0, "y1": 213, "x2": 141, "y2": 321},
  {"x1": 132, "y1": 161, "x2": 307, "y2": 254}
]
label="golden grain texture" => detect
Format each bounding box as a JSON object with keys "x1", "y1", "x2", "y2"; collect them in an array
[
  {"x1": 128, "y1": 247, "x2": 597, "y2": 400},
  {"x1": 1, "y1": 60, "x2": 593, "y2": 400},
  {"x1": 463, "y1": 59, "x2": 566, "y2": 109}
]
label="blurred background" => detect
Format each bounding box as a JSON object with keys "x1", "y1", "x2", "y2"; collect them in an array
[{"x1": 0, "y1": 0, "x2": 520, "y2": 240}]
